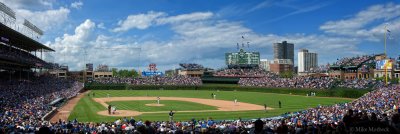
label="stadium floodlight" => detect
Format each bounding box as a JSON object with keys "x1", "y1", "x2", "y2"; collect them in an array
[
  {"x1": 0, "y1": 2, "x2": 16, "y2": 19},
  {"x1": 24, "y1": 19, "x2": 43, "y2": 35}
]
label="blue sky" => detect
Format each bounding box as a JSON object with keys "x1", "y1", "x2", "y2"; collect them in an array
[{"x1": 1, "y1": 0, "x2": 399, "y2": 71}]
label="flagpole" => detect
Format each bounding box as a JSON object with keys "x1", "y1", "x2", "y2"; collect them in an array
[
  {"x1": 384, "y1": 25, "x2": 387, "y2": 57},
  {"x1": 384, "y1": 25, "x2": 387, "y2": 85}
]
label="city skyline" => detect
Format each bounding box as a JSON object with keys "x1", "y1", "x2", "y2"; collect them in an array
[{"x1": 0, "y1": 0, "x2": 399, "y2": 71}]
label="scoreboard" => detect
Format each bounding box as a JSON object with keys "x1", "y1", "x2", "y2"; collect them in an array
[
  {"x1": 225, "y1": 49, "x2": 260, "y2": 68},
  {"x1": 86, "y1": 63, "x2": 93, "y2": 71}
]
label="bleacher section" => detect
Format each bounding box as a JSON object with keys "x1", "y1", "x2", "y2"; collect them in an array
[
  {"x1": 179, "y1": 63, "x2": 204, "y2": 70},
  {"x1": 330, "y1": 54, "x2": 382, "y2": 70}
]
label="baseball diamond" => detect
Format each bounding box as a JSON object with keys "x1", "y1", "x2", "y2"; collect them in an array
[
  {"x1": 56, "y1": 90, "x2": 352, "y2": 122},
  {"x1": 2, "y1": 1, "x2": 399, "y2": 133}
]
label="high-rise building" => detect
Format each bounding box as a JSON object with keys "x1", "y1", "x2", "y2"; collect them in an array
[
  {"x1": 259, "y1": 59, "x2": 270, "y2": 71},
  {"x1": 298, "y1": 49, "x2": 318, "y2": 72},
  {"x1": 273, "y1": 41, "x2": 294, "y2": 63}
]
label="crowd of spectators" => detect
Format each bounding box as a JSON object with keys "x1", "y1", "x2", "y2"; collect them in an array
[
  {"x1": 239, "y1": 76, "x2": 380, "y2": 89},
  {"x1": 179, "y1": 63, "x2": 204, "y2": 70},
  {"x1": 0, "y1": 76, "x2": 83, "y2": 133},
  {"x1": 4, "y1": 84, "x2": 400, "y2": 133},
  {"x1": 334, "y1": 55, "x2": 374, "y2": 67},
  {"x1": 93, "y1": 76, "x2": 202, "y2": 86},
  {"x1": 214, "y1": 68, "x2": 276, "y2": 78},
  {"x1": 256, "y1": 84, "x2": 400, "y2": 133},
  {"x1": 307, "y1": 65, "x2": 330, "y2": 73},
  {"x1": 337, "y1": 79, "x2": 381, "y2": 89},
  {"x1": 239, "y1": 77, "x2": 335, "y2": 89},
  {"x1": 0, "y1": 45, "x2": 50, "y2": 67}
]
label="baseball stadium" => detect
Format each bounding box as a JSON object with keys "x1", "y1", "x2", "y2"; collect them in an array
[{"x1": 1, "y1": 1, "x2": 400, "y2": 134}]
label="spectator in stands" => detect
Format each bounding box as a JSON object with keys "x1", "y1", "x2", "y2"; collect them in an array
[
  {"x1": 92, "y1": 75, "x2": 202, "y2": 86},
  {"x1": 0, "y1": 76, "x2": 83, "y2": 133},
  {"x1": 239, "y1": 76, "x2": 335, "y2": 89},
  {"x1": 214, "y1": 68, "x2": 275, "y2": 78}
]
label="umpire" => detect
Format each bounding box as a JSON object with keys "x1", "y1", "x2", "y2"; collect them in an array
[{"x1": 108, "y1": 105, "x2": 112, "y2": 115}]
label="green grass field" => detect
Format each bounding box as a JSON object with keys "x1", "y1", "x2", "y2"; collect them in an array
[
  {"x1": 69, "y1": 90, "x2": 353, "y2": 122},
  {"x1": 106, "y1": 100, "x2": 218, "y2": 112}
]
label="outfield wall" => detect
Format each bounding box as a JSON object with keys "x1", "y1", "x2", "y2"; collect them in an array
[{"x1": 84, "y1": 83, "x2": 370, "y2": 98}]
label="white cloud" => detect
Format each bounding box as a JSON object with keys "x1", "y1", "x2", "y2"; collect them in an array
[
  {"x1": 112, "y1": 11, "x2": 213, "y2": 32},
  {"x1": 0, "y1": 0, "x2": 54, "y2": 10},
  {"x1": 248, "y1": 0, "x2": 272, "y2": 13},
  {"x1": 320, "y1": 3, "x2": 400, "y2": 37},
  {"x1": 49, "y1": 19, "x2": 143, "y2": 70},
  {"x1": 112, "y1": 11, "x2": 166, "y2": 32},
  {"x1": 49, "y1": 19, "x2": 95, "y2": 69},
  {"x1": 16, "y1": 7, "x2": 70, "y2": 31},
  {"x1": 267, "y1": 2, "x2": 330, "y2": 23},
  {"x1": 71, "y1": 1, "x2": 83, "y2": 9},
  {"x1": 156, "y1": 12, "x2": 213, "y2": 24},
  {"x1": 0, "y1": 0, "x2": 70, "y2": 33},
  {"x1": 97, "y1": 23, "x2": 106, "y2": 29}
]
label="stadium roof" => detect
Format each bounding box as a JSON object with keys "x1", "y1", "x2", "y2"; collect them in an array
[{"x1": 0, "y1": 22, "x2": 54, "y2": 52}]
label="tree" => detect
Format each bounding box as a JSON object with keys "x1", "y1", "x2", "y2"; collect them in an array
[
  {"x1": 112, "y1": 68, "x2": 118, "y2": 76},
  {"x1": 280, "y1": 71, "x2": 294, "y2": 78},
  {"x1": 112, "y1": 69, "x2": 139, "y2": 77}
]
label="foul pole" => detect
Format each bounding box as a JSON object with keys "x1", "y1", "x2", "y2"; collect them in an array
[
  {"x1": 385, "y1": 64, "x2": 388, "y2": 86},
  {"x1": 384, "y1": 25, "x2": 388, "y2": 85},
  {"x1": 384, "y1": 25, "x2": 387, "y2": 56}
]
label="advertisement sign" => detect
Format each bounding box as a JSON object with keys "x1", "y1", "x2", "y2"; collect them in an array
[
  {"x1": 376, "y1": 59, "x2": 393, "y2": 70},
  {"x1": 142, "y1": 71, "x2": 164, "y2": 76}
]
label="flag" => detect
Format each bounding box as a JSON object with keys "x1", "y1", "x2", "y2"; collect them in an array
[
  {"x1": 387, "y1": 29, "x2": 393, "y2": 39},
  {"x1": 247, "y1": 42, "x2": 250, "y2": 48},
  {"x1": 242, "y1": 36, "x2": 244, "y2": 39},
  {"x1": 237, "y1": 43, "x2": 239, "y2": 49},
  {"x1": 384, "y1": 60, "x2": 393, "y2": 69}
]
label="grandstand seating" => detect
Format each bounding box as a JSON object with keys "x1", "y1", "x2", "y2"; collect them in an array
[
  {"x1": 0, "y1": 76, "x2": 83, "y2": 133},
  {"x1": 93, "y1": 76, "x2": 202, "y2": 86},
  {"x1": 213, "y1": 68, "x2": 276, "y2": 78},
  {"x1": 332, "y1": 54, "x2": 381, "y2": 69},
  {"x1": 0, "y1": 45, "x2": 50, "y2": 68}
]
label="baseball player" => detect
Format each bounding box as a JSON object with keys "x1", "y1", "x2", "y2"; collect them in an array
[
  {"x1": 264, "y1": 104, "x2": 267, "y2": 112},
  {"x1": 234, "y1": 97, "x2": 237, "y2": 105},
  {"x1": 169, "y1": 110, "x2": 175, "y2": 122},
  {"x1": 157, "y1": 96, "x2": 160, "y2": 104}
]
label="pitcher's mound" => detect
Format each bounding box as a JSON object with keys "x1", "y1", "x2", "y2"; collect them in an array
[
  {"x1": 97, "y1": 110, "x2": 142, "y2": 116},
  {"x1": 145, "y1": 103, "x2": 165, "y2": 106}
]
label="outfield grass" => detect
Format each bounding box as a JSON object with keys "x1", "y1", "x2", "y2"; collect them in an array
[
  {"x1": 106, "y1": 100, "x2": 218, "y2": 112},
  {"x1": 69, "y1": 90, "x2": 353, "y2": 122}
]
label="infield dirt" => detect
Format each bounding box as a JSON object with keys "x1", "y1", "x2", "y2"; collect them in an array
[{"x1": 94, "y1": 97, "x2": 272, "y2": 117}]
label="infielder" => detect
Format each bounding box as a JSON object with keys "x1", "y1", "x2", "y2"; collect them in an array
[
  {"x1": 234, "y1": 97, "x2": 237, "y2": 105},
  {"x1": 157, "y1": 96, "x2": 160, "y2": 104}
]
